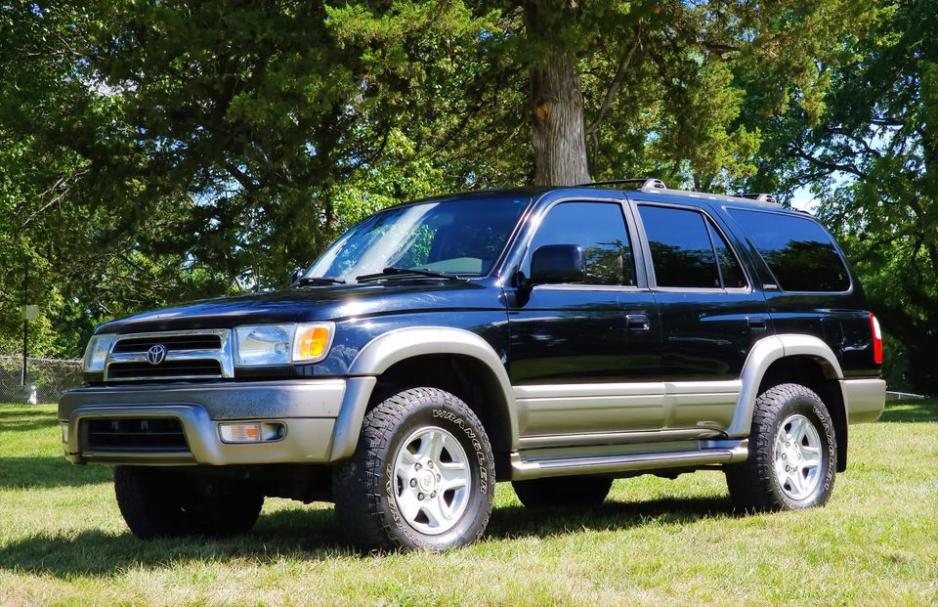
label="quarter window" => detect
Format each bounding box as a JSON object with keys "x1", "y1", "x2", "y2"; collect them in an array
[
  {"x1": 707, "y1": 220, "x2": 747, "y2": 288},
  {"x1": 728, "y1": 209, "x2": 850, "y2": 292},
  {"x1": 525, "y1": 202, "x2": 636, "y2": 286}
]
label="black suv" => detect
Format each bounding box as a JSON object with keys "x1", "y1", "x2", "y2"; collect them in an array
[{"x1": 60, "y1": 179, "x2": 886, "y2": 551}]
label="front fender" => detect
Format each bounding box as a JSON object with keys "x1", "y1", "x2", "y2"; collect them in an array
[{"x1": 329, "y1": 326, "x2": 519, "y2": 460}]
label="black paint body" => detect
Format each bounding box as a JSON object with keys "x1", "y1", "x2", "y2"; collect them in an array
[{"x1": 88, "y1": 187, "x2": 881, "y2": 385}]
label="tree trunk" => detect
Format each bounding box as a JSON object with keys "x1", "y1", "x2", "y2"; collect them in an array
[{"x1": 524, "y1": 3, "x2": 591, "y2": 186}]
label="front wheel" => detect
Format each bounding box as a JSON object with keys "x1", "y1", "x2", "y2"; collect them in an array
[
  {"x1": 725, "y1": 383, "x2": 837, "y2": 511},
  {"x1": 333, "y1": 387, "x2": 496, "y2": 552}
]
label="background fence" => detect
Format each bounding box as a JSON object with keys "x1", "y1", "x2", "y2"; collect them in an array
[{"x1": 0, "y1": 355, "x2": 82, "y2": 403}]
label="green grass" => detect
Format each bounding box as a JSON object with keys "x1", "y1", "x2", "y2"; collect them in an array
[{"x1": 1, "y1": 403, "x2": 936, "y2": 606}]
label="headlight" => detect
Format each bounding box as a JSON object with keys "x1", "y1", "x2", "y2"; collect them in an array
[
  {"x1": 82, "y1": 334, "x2": 117, "y2": 373},
  {"x1": 234, "y1": 322, "x2": 334, "y2": 366}
]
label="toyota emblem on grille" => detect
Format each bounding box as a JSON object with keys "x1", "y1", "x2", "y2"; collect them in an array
[{"x1": 146, "y1": 344, "x2": 167, "y2": 365}]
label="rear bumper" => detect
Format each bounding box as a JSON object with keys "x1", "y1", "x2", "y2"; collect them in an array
[
  {"x1": 841, "y1": 378, "x2": 887, "y2": 424},
  {"x1": 58, "y1": 378, "x2": 376, "y2": 465}
]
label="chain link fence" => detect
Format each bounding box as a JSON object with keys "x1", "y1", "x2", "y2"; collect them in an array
[{"x1": 0, "y1": 355, "x2": 83, "y2": 404}]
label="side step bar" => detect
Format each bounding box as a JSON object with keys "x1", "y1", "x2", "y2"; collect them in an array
[{"x1": 510, "y1": 440, "x2": 748, "y2": 480}]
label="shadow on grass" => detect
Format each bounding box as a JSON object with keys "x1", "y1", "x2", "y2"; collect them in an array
[
  {"x1": 0, "y1": 456, "x2": 111, "y2": 489},
  {"x1": 0, "y1": 495, "x2": 737, "y2": 576},
  {"x1": 880, "y1": 401, "x2": 938, "y2": 423}
]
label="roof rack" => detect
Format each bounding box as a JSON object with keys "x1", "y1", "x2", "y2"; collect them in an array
[
  {"x1": 576, "y1": 178, "x2": 668, "y2": 191},
  {"x1": 738, "y1": 192, "x2": 778, "y2": 204}
]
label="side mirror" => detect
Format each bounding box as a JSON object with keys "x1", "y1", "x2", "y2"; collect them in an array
[
  {"x1": 529, "y1": 244, "x2": 584, "y2": 285},
  {"x1": 290, "y1": 268, "x2": 303, "y2": 285}
]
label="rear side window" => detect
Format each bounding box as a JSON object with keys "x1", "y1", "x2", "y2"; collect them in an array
[
  {"x1": 639, "y1": 205, "x2": 749, "y2": 289},
  {"x1": 728, "y1": 209, "x2": 850, "y2": 292},
  {"x1": 525, "y1": 202, "x2": 636, "y2": 285}
]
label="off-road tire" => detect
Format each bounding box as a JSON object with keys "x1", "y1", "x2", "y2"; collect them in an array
[
  {"x1": 332, "y1": 387, "x2": 496, "y2": 552},
  {"x1": 512, "y1": 476, "x2": 613, "y2": 509},
  {"x1": 725, "y1": 383, "x2": 837, "y2": 512},
  {"x1": 114, "y1": 466, "x2": 264, "y2": 539}
]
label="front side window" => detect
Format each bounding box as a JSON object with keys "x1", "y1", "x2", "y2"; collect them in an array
[
  {"x1": 728, "y1": 209, "x2": 850, "y2": 292},
  {"x1": 305, "y1": 196, "x2": 530, "y2": 282},
  {"x1": 524, "y1": 202, "x2": 636, "y2": 286}
]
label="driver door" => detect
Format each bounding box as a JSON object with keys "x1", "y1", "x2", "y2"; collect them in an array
[{"x1": 507, "y1": 200, "x2": 663, "y2": 437}]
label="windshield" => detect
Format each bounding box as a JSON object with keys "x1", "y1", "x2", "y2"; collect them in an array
[{"x1": 305, "y1": 196, "x2": 531, "y2": 282}]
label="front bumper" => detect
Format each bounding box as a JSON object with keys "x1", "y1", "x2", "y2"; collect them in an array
[{"x1": 58, "y1": 378, "x2": 375, "y2": 465}]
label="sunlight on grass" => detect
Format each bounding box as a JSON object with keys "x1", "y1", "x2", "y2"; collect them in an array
[{"x1": 1, "y1": 402, "x2": 936, "y2": 606}]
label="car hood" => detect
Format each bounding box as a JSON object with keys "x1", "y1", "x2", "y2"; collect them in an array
[{"x1": 97, "y1": 280, "x2": 500, "y2": 334}]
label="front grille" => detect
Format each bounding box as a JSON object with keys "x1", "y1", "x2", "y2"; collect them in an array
[
  {"x1": 107, "y1": 360, "x2": 223, "y2": 381},
  {"x1": 112, "y1": 334, "x2": 221, "y2": 353},
  {"x1": 85, "y1": 418, "x2": 189, "y2": 452},
  {"x1": 104, "y1": 330, "x2": 232, "y2": 383}
]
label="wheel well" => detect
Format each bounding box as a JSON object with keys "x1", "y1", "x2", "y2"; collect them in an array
[
  {"x1": 372, "y1": 354, "x2": 513, "y2": 479},
  {"x1": 759, "y1": 355, "x2": 848, "y2": 472}
]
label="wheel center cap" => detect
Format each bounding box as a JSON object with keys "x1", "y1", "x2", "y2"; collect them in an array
[{"x1": 416, "y1": 469, "x2": 436, "y2": 492}]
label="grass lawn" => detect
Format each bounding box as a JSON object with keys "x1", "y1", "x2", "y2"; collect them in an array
[{"x1": 1, "y1": 402, "x2": 936, "y2": 606}]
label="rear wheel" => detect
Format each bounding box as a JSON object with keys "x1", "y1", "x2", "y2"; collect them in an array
[
  {"x1": 512, "y1": 476, "x2": 613, "y2": 510},
  {"x1": 333, "y1": 387, "x2": 496, "y2": 552},
  {"x1": 725, "y1": 383, "x2": 836, "y2": 511},
  {"x1": 114, "y1": 466, "x2": 263, "y2": 539}
]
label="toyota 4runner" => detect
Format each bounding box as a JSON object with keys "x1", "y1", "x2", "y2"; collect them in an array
[{"x1": 60, "y1": 179, "x2": 886, "y2": 551}]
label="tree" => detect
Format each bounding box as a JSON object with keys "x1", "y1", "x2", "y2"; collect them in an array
[
  {"x1": 0, "y1": 0, "x2": 889, "y2": 361},
  {"x1": 751, "y1": 0, "x2": 938, "y2": 392}
]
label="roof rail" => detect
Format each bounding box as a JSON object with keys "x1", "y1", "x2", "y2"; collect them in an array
[
  {"x1": 576, "y1": 178, "x2": 668, "y2": 191},
  {"x1": 738, "y1": 192, "x2": 779, "y2": 205},
  {"x1": 574, "y1": 179, "x2": 781, "y2": 207}
]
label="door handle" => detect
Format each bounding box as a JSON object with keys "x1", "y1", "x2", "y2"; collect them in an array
[
  {"x1": 748, "y1": 316, "x2": 768, "y2": 333},
  {"x1": 626, "y1": 313, "x2": 651, "y2": 331}
]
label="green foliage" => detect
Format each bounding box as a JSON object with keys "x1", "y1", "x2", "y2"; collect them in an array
[
  {"x1": 0, "y1": 0, "x2": 930, "y2": 393},
  {"x1": 751, "y1": 0, "x2": 938, "y2": 392}
]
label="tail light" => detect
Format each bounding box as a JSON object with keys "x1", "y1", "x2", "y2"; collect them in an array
[{"x1": 869, "y1": 313, "x2": 883, "y2": 365}]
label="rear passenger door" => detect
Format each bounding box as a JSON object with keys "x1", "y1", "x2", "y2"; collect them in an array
[{"x1": 632, "y1": 201, "x2": 768, "y2": 430}]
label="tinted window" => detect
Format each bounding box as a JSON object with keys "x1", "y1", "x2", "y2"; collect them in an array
[
  {"x1": 729, "y1": 209, "x2": 850, "y2": 291},
  {"x1": 706, "y1": 220, "x2": 747, "y2": 288},
  {"x1": 526, "y1": 202, "x2": 636, "y2": 285},
  {"x1": 639, "y1": 206, "x2": 720, "y2": 288}
]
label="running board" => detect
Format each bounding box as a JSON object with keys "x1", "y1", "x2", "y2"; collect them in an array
[{"x1": 510, "y1": 439, "x2": 748, "y2": 480}]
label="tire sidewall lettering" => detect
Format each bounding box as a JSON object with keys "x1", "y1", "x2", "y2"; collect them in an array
[
  {"x1": 378, "y1": 400, "x2": 493, "y2": 546},
  {"x1": 433, "y1": 408, "x2": 488, "y2": 495},
  {"x1": 772, "y1": 396, "x2": 836, "y2": 507}
]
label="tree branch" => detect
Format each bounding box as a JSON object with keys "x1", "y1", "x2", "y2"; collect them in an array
[
  {"x1": 586, "y1": 22, "x2": 643, "y2": 137},
  {"x1": 789, "y1": 147, "x2": 867, "y2": 179}
]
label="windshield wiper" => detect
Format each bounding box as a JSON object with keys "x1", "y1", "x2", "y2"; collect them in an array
[
  {"x1": 355, "y1": 267, "x2": 463, "y2": 282},
  {"x1": 295, "y1": 276, "x2": 346, "y2": 286}
]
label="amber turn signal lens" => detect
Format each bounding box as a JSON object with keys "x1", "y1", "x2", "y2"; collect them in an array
[{"x1": 293, "y1": 323, "x2": 334, "y2": 362}]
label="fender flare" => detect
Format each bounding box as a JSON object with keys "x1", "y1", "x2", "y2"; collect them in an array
[
  {"x1": 726, "y1": 334, "x2": 843, "y2": 437},
  {"x1": 329, "y1": 327, "x2": 518, "y2": 460}
]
